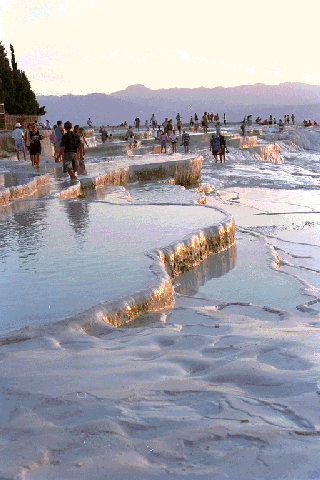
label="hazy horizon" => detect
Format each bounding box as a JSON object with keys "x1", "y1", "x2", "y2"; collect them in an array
[{"x1": 36, "y1": 81, "x2": 320, "y2": 98}]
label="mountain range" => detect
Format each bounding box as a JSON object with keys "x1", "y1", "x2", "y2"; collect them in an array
[{"x1": 37, "y1": 82, "x2": 320, "y2": 126}]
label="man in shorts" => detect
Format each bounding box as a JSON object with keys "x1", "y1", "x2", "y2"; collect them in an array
[
  {"x1": 12, "y1": 123, "x2": 26, "y2": 161},
  {"x1": 55, "y1": 121, "x2": 80, "y2": 179}
]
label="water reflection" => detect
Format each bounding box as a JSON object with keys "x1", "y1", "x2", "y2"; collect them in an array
[
  {"x1": 174, "y1": 244, "x2": 237, "y2": 296},
  {"x1": 0, "y1": 200, "x2": 48, "y2": 265},
  {"x1": 63, "y1": 199, "x2": 90, "y2": 239},
  {"x1": 0, "y1": 186, "x2": 50, "y2": 222},
  {"x1": 0, "y1": 172, "x2": 34, "y2": 188}
]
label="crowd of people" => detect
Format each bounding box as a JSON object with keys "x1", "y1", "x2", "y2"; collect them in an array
[
  {"x1": 129, "y1": 112, "x2": 228, "y2": 159},
  {"x1": 132, "y1": 112, "x2": 228, "y2": 133},
  {"x1": 254, "y1": 114, "x2": 296, "y2": 126},
  {"x1": 10, "y1": 111, "x2": 319, "y2": 180},
  {"x1": 11, "y1": 120, "x2": 89, "y2": 179}
]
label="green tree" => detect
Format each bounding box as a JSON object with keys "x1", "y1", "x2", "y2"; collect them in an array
[
  {"x1": 0, "y1": 42, "x2": 46, "y2": 115},
  {"x1": 0, "y1": 42, "x2": 14, "y2": 111}
]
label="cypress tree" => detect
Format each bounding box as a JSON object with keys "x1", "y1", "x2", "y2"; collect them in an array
[
  {"x1": 0, "y1": 42, "x2": 14, "y2": 111},
  {"x1": 0, "y1": 42, "x2": 46, "y2": 115}
]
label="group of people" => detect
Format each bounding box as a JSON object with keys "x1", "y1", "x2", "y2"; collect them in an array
[
  {"x1": 255, "y1": 114, "x2": 295, "y2": 126},
  {"x1": 11, "y1": 120, "x2": 90, "y2": 180},
  {"x1": 54, "y1": 121, "x2": 88, "y2": 179},
  {"x1": 157, "y1": 129, "x2": 190, "y2": 154},
  {"x1": 210, "y1": 123, "x2": 228, "y2": 162},
  {"x1": 303, "y1": 119, "x2": 318, "y2": 126},
  {"x1": 124, "y1": 111, "x2": 227, "y2": 157},
  {"x1": 189, "y1": 112, "x2": 224, "y2": 126},
  {"x1": 132, "y1": 111, "x2": 227, "y2": 134},
  {"x1": 99, "y1": 126, "x2": 114, "y2": 143},
  {"x1": 11, "y1": 122, "x2": 44, "y2": 167}
]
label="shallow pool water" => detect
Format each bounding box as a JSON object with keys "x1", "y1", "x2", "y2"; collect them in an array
[{"x1": 0, "y1": 198, "x2": 224, "y2": 333}]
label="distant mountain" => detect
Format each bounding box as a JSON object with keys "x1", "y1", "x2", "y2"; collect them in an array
[
  {"x1": 36, "y1": 93, "x2": 146, "y2": 127},
  {"x1": 111, "y1": 82, "x2": 320, "y2": 107},
  {"x1": 37, "y1": 83, "x2": 320, "y2": 126}
]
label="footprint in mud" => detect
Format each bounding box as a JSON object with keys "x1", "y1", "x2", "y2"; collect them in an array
[{"x1": 257, "y1": 349, "x2": 313, "y2": 371}]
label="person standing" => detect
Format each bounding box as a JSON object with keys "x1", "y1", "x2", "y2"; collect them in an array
[
  {"x1": 162, "y1": 118, "x2": 169, "y2": 134},
  {"x1": 54, "y1": 121, "x2": 64, "y2": 161},
  {"x1": 159, "y1": 131, "x2": 168, "y2": 153},
  {"x1": 219, "y1": 134, "x2": 227, "y2": 163},
  {"x1": 150, "y1": 113, "x2": 157, "y2": 130},
  {"x1": 223, "y1": 113, "x2": 227, "y2": 125},
  {"x1": 78, "y1": 127, "x2": 88, "y2": 174},
  {"x1": 73, "y1": 125, "x2": 81, "y2": 162},
  {"x1": 240, "y1": 121, "x2": 246, "y2": 137},
  {"x1": 12, "y1": 123, "x2": 26, "y2": 161},
  {"x1": 202, "y1": 112, "x2": 208, "y2": 133},
  {"x1": 24, "y1": 123, "x2": 32, "y2": 157},
  {"x1": 194, "y1": 114, "x2": 199, "y2": 132},
  {"x1": 169, "y1": 129, "x2": 177, "y2": 153},
  {"x1": 101, "y1": 126, "x2": 108, "y2": 143},
  {"x1": 87, "y1": 118, "x2": 93, "y2": 127},
  {"x1": 135, "y1": 116, "x2": 140, "y2": 130},
  {"x1": 279, "y1": 119, "x2": 284, "y2": 133},
  {"x1": 55, "y1": 121, "x2": 80, "y2": 180},
  {"x1": 125, "y1": 126, "x2": 135, "y2": 149},
  {"x1": 181, "y1": 130, "x2": 190, "y2": 153},
  {"x1": 216, "y1": 121, "x2": 221, "y2": 136},
  {"x1": 176, "y1": 118, "x2": 182, "y2": 136},
  {"x1": 156, "y1": 125, "x2": 162, "y2": 141},
  {"x1": 29, "y1": 123, "x2": 43, "y2": 167},
  {"x1": 210, "y1": 133, "x2": 220, "y2": 162}
]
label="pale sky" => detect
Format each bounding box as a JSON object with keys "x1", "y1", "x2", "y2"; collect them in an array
[{"x1": 1, "y1": 0, "x2": 319, "y2": 95}]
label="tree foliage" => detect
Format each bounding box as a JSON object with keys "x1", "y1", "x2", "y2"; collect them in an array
[{"x1": 0, "y1": 42, "x2": 46, "y2": 115}]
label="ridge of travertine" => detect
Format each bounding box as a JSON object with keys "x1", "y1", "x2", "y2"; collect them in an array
[
  {"x1": 87, "y1": 207, "x2": 235, "y2": 328},
  {"x1": 0, "y1": 203, "x2": 234, "y2": 335},
  {"x1": 21, "y1": 208, "x2": 234, "y2": 331},
  {"x1": 57, "y1": 155, "x2": 204, "y2": 198}
]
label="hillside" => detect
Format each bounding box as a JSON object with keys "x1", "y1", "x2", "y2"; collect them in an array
[{"x1": 110, "y1": 82, "x2": 320, "y2": 106}]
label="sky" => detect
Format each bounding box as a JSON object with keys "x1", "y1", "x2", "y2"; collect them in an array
[{"x1": 1, "y1": 0, "x2": 319, "y2": 96}]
